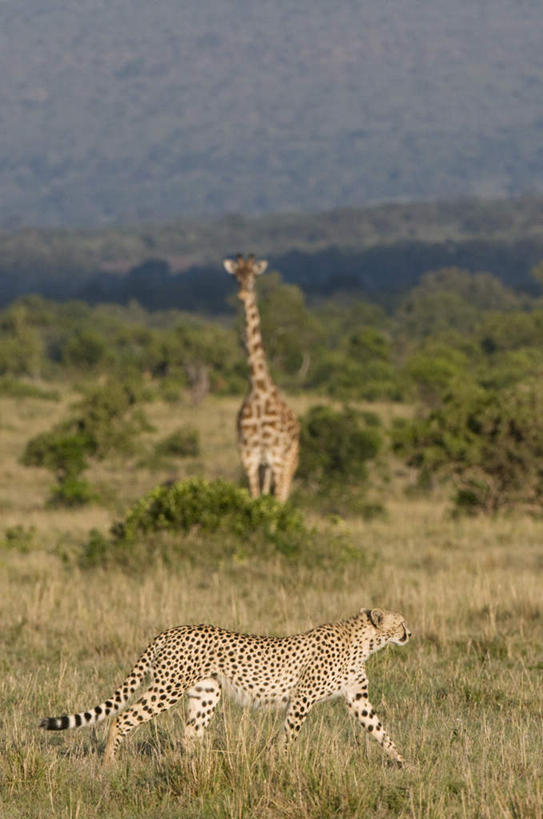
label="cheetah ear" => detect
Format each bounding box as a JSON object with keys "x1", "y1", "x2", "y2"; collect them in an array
[
  {"x1": 223, "y1": 259, "x2": 238, "y2": 274},
  {"x1": 254, "y1": 260, "x2": 268, "y2": 275},
  {"x1": 369, "y1": 608, "x2": 385, "y2": 628}
]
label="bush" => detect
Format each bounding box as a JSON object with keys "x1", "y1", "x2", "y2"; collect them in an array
[
  {"x1": 405, "y1": 345, "x2": 471, "y2": 404},
  {"x1": 61, "y1": 329, "x2": 108, "y2": 370},
  {"x1": 80, "y1": 478, "x2": 364, "y2": 570},
  {"x1": 298, "y1": 405, "x2": 381, "y2": 485},
  {"x1": 109, "y1": 478, "x2": 305, "y2": 551},
  {"x1": 0, "y1": 305, "x2": 44, "y2": 377},
  {"x1": 21, "y1": 428, "x2": 91, "y2": 481},
  {"x1": 1, "y1": 525, "x2": 36, "y2": 552},
  {"x1": 0, "y1": 377, "x2": 59, "y2": 400},
  {"x1": 72, "y1": 379, "x2": 150, "y2": 458},
  {"x1": 21, "y1": 379, "x2": 149, "y2": 506},
  {"x1": 155, "y1": 426, "x2": 200, "y2": 458},
  {"x1": 391, "y1": 383, "x2": 543, "y2": 513},
  {"x1": 312, "y1": 352, "x2": 403, "y2": 401},
  {"x1": 48, "y1": 477, "x2": 96, "y2": 507},
  {"x1": 296, "y1": 405, "x2": 382, "y2": 514}
]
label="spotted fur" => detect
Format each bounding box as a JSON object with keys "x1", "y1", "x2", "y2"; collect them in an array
[
  {"x1": 39, "y1": 607, "x2": 411, "y2": 765},
  {"x1": 223, "y1": 254, "x2": 300, "y2": 502}
]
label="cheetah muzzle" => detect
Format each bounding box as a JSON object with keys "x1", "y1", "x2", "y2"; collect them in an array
[{"x1": 39, "y1": 607, "x2": 412, "y2": 766}]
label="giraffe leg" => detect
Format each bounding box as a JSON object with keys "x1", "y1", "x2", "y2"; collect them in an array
[
  {"x1": 103, "y1": 684, "x2": 185, "y2": 764},
  {"x1": 273, "y1": 469, "x2": 288, "y2": 503},
  {"x1": 246, "y1": 464, "x2": 261, "y2": 498},
  {"x1": 241, "y1": 449, "x2": 261, "y2": 497},
  {"x1": 274, "y1": 441, "x2": 299, "y2": 503},
  {"x1": 261, "y1": 465, "x2": 272, "y2": 495}
]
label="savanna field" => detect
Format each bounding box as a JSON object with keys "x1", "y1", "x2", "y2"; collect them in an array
[{"x1": 1, "y1": 386, "x2": 541, "y2": 819}]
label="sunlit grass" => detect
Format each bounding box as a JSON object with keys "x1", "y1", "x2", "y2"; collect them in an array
[{"x1": 1, "y1": 389, "x2": 542, "y2": 817}]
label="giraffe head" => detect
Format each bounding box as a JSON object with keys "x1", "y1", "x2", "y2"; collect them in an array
[{"x1": 223, "y1": 254, "x2": 268, "y2": 301}]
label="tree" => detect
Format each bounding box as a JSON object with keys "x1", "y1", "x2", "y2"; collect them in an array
[
  {"x1": 297, "y1": 405, "x2": 382, "y2": 513},
  {"x1": 397, "y1": 268, "x2": 519, "y2": 340},
  {"x1": 245, "y1": 273, "x2": 324, "y2": 384},
  {"x1": 0, "y1": 304, "x2": 44, "y2": 376},
  {"x1": 61, "y1": 329, "x2": 108, "y2": 370},
  {"x1": 21, "y1": 379, "x2": 149, "y2": 506},
  {"x1": 392, "y1": 384, "x2": 543, "y2": 513}
]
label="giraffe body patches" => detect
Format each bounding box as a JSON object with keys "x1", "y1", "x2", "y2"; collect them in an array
[{"x1": 223, "y1": 254, "x2": 300, "y2": 502}]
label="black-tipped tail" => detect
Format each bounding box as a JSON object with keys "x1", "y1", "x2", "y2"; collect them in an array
[{"x1": 39, "y1": 715, "x2": 71, "y2": 731}]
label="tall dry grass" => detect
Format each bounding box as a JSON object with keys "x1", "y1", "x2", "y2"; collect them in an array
[{"x1": 0, "y1": 388, "x2": 542, "y2": 817}]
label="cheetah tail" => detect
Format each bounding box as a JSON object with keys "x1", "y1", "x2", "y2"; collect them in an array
[{"x1": 39, "y1": 640, "x2": 157, "y2": 731}]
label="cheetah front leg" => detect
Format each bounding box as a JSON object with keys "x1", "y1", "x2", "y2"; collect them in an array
[
  {"x1": 279, "y1": 673, "x2": 324, "y2": 750},
  {"x1": 344, "y1": 683, "x2": 406, "y2": 767},
  {"x1": 280, "y1": 693, "x2": 317, "y2": 750}
]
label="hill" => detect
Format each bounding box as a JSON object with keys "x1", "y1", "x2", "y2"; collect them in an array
[{"x1": 1, "y1": 0, "x2": 543, "y2": 227}]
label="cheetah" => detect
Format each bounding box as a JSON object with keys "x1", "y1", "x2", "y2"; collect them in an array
[{"x1": 39, "y1": 607, "x2": 411, "y2": 766}]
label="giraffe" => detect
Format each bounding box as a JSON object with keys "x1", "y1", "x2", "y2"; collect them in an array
[{"x1": 223, "y1": 254, "x2": 300, "y2": 502}]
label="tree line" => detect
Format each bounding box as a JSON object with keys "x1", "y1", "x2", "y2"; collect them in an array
[{"x1": 3, "y1": 263, "x2": 543, "y2": 514}]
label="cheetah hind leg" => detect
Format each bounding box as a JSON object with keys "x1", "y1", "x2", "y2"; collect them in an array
[
  {"x1": 182, "y1": 678, "x2": 222, "y2": 751},
  {"x1": 104, "y1": 718, "x2": 121, "y2": 765},
  {"x1": 103, "y1": 683, "x2": 186, "y2": 764}
]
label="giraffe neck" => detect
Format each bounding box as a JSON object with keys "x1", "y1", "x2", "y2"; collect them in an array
[{"x1": 242, "y1": 290, "x2": 273, "y2": 390}]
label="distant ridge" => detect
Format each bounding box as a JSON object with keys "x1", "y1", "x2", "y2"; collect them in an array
[
  {"x1": 1, "y1": 1, "x2": 543, "y2": 227},
  {"x1": 1, "y1": 198, "x2": 542, "y2": 310}
]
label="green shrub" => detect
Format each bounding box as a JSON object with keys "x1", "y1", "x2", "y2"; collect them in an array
[
  {"x1": 311, "y1": 351, "x2": 403, "y2": 402},
  {"x1": 111, "y1": 478, "x2": 305, "y2": 548},
  {"x1": 61, "y1": 329, "x2": 108, "y2": 370},
  {"x1": 391, "y1": 383, "x2": 543, "y2": 513},
  {"x1": 0, "y1": 304, "x2": 44, "y2": 377},
  {"x1": 1, "y1": 525, "x2": 36, "y2": 552},
  {"x1": 21, "y1": 379, "x2": 149, "y2": 506},
  {"x1": 0, "y1": 377, "x2": 59, "y2": 400},
  {"x1": 155, "y1": 426, "x2": 200, "y2": 458},
  {"x1": 157, "y1": 377, "x2": 185, "y2": 403},
  {"x1": 299, "y1": 405, "x2": 381, "y2": 485},
  {"x1": 405, "y1": 346, "x2": 471, "y2": 404},
  {"x1": 72, "y1": 379, "x2": 150, "y2": 457},
  {"x1": 80, "y1": 478, "x2": 364, "y2": 570},
  {"x1": 48, "y1": 477, "x2": 96, "y2": 507},
  {"x1": 295, "y1": 405, "x2": 383, "y2": 515},
  {"x1": 21, "y1": 429, "x2": 96, "y2": 507},
  {"x1": 21, "y1": 428, "x2": 91, "y2": 481}
]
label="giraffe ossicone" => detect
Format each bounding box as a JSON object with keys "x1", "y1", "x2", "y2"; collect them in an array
[{"x1": 224, "y1": 254, "x2": 300, "y2": 502}]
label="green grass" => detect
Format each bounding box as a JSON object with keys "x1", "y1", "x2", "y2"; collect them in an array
[{"x1": 0, "y1": 387, "x2": 542, "y2": 817}]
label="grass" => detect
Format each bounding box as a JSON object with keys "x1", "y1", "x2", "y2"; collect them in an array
[{"x1": 1, "y1": 386, "x2": 542, "y2": 817}]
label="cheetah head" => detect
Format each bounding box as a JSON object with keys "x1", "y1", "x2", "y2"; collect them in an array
[{"x1": 366, "y1": 608, "x2": 411, "y2": 646}]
